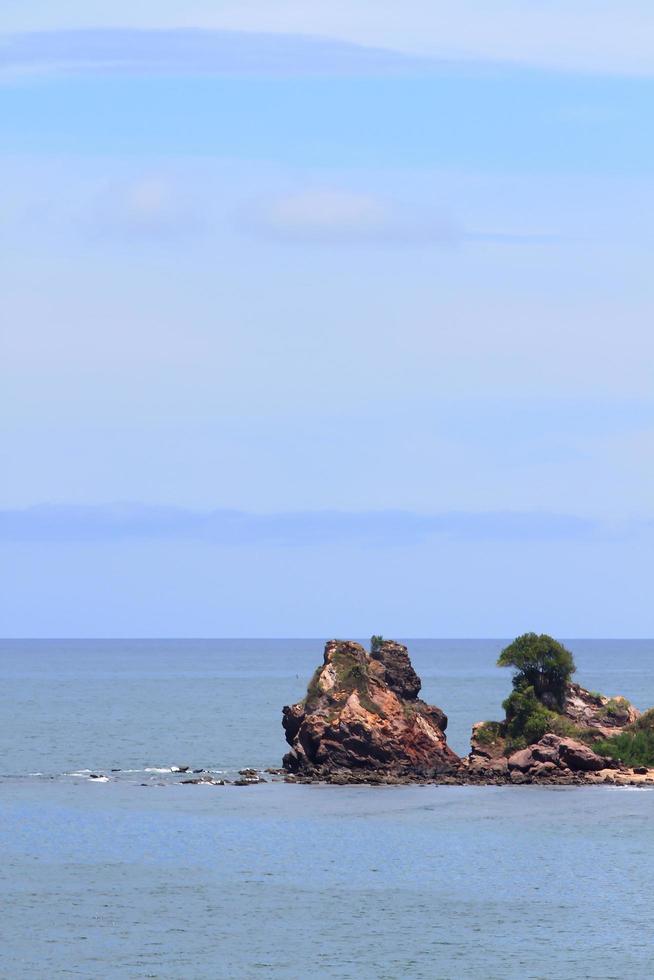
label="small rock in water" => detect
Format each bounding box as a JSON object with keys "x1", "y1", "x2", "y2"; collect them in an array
[
  {"x1": 110, "y1": 769, "x2": 121, "y2": 773},
  {"x1": 181, "y1": 775, "x2": 225, "y2": 786},
  {"x1": 234, "y1": 774, "x2": 267, "y2": 786},
  {"x1": 171, "y1": 766, "x2": 190, "y2": 773}
]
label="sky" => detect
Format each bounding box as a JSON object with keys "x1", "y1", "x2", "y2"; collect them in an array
[{"x1": 1, "y1": 4, "x2": 653, "y2": 637}]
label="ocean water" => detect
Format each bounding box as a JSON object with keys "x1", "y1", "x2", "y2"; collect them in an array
[{"x1": 2, "y1": 638, "x2": 654, "y2": 979}]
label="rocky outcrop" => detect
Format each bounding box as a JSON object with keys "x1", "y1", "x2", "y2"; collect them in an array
[
  {"x1": 507, "y1": 734, "x2": 612, "y2": 778},
  {"x1": 282, "y1": 639, "x2": 461, "y2": 781},
  {"x1": 563, "y1": 683, "x2": 639, "y2": 738},
  {"x1": 369, "y1": 639, "x2": 421, "y2": 699},
  {"x1": 281, "y1": 647, "x2": 653, "y2": 786},
  {"x1": 468, "y1": 681, "x2": 638, "y2": 770},
  {"x1": 466, "y1": 728, "x2": 654, "y2": 784},
  {"x1": 467, "y1": 721, "x2": 510, "y2": 777},
  {"x1": 466, "y1": 679, "x2": 650, "y2": 783}
]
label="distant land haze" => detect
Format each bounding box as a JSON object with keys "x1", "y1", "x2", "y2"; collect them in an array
[
  {"x1": 0, "y1": 503, "x2": 605, "y2": 543},
  {"x1": 0, "y1": 503, "x2": 651, "y2": 638}
]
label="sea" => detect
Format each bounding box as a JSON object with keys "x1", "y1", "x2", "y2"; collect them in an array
[{"x1": 1, "y1": 638, "x2": 653, "y2": 979}]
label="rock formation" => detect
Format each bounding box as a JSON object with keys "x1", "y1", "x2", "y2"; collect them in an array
[
  {"x1": 470, "y1": 680, "x2": 637, "y2": 754},
  {"x1": 280, "y1": 640, "x2": 654, "y2": 786},
  {"x1": 563, "y1": 683, "x2": 639, "y2": 737},
  {"x1": 282, "y1": 639, "x2": 460, "y2": 781},
  {"x1": 467, "y1": 680, "x2": 646, "y2": 783},
  {"x1": 467, "y1": 729, "x2": 654, "y2": 785}
]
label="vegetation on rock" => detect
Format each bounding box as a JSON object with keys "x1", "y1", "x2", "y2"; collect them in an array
[
  {"x1": 498, "y1": 632, "x2": 576, "y2": 709},
  {"x1": 593, "y1": 708, "x2": 654, "y2": 767},
  {"x1": 473, "y1": 721, "x2": 505, "y2": 747},
  {"x1": 502, "y1": 686, "x2": 580, "y2": 751},
  {"x1": 597, "y1": 697, "x2": 633, "y2": 723},
  {"x1": 477, "y1": 632, "x2": 639, "y2": 757},
  {"x1": 495, "y1": 633, "x2": 578, "y2": 747}
]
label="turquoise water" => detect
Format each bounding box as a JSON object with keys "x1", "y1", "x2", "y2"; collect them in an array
[{"x1": 2, "y1": 639, "x2": 654, "y2": 978}]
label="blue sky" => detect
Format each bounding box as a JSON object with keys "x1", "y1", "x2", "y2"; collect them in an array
[{"x1": 1, "y1": 5, "x2": 653, "y2": 636}]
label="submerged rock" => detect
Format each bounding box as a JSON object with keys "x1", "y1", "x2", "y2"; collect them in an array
[
  {"x1": 282, "y1": 639, "x2": 461, "y2": 781},
  {"x1": 181, "y1": 775, "x2": 225, "y2": 785}
]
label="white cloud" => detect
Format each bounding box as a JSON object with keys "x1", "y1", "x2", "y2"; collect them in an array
[
  {"x1": 247, "y1": 189, "x2": 460, "y2": 245},
  {"x1": 91, "y1": 176, "x2": 203, "y2": 237},
  {"x1": 3, "y1": 2, "x2": 654, "y2": 76},
  {"x1": 123, "y1": 178, "x2": 178, "y2": 226}
]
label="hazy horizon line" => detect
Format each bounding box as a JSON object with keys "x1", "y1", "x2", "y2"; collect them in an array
[{"x1": 0, "y1": 502, "x2": 635, "y2": 545}]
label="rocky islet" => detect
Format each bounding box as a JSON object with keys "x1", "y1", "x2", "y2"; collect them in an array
[{"x1": 282, "y1": 637, "x2": 654, "y2": 786}]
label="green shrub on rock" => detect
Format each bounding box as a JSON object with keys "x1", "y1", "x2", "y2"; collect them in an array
[
  {"x1": 496, "y1": 633, "x2": 584, "y2": 747},
  {"x1": 498, "y1": 632, "x2": 576, "y2": 710},
  {"x1": 594, "y1": 708, "x2": 654, "y2": 767},
  {"x1": 503, "y1": 686, "x2": 559, "y2": 746},
  {"x1": 474, "y1": 721, "x2": 505, "y2": 746},
  {"x1": 598, "y1": 697, "x2": 633, "y2": 722}
]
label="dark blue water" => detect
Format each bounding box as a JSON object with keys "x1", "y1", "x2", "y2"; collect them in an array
[{"x1": 2, "y1": 639, "x2": 654, "y2": 978}]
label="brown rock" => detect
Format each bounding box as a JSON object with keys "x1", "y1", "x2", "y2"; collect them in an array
[
  {"x1": 531, "y1": 742, "x2": 560, "y2": 764},
  {"x1": 563, "y1": 683, "x2": 639, "y2": 738},
  {"x1": 507, "y1": 747, "x2": 537, "y2": 772},
  {"x1": 530, "y1": 761, "x2": 558, "y2": 778},
  {"x1": 506, "y1": 733, "x2": 609, "y2": 779},
  {"x1": 539, "y1": 733, "x2": 607, "y2": 772},
  {"x1": 369, "y1": 639, "x2": 422, "y2": 700},
  {"x1": 282, "y1": 639, "x2": 460, "y2": 780}
]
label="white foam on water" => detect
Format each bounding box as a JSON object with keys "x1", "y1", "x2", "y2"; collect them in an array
[{"x1": 608, "y1": 784, "x2": 654, "y2": 791}]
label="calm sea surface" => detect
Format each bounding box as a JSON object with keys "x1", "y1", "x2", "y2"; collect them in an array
[{"x1": 1, "y1": 639, "x2": 654, "y2": 979}]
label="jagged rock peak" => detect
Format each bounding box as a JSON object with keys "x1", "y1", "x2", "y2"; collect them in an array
[
  {"x1": 282, "y1": 639, "x2": 460, "y2": 781},
  {"x1": 370, "y1": 639, "x2": 421, "y2": 700}
]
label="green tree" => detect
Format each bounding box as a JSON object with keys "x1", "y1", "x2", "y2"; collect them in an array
[
  {"x1": 497, "y1": 633, "x2": 576, "y2": 710},
  {"x1": 370, "y1": 635, "x2": 384, "y2": 654}
]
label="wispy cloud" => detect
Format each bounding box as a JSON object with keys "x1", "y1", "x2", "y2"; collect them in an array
[
  {"x1": 0, "y1": 503, "x2": 610, "y2": 546},
  {"x1": 3, "y1": 5, "x2": 654, "y2": 78},
  {"x1": 0, "y1": 29, "x2": 439, "y2": 80},
  {"x1": 243, "y1": 189, "x2": 554, "y2": 247},
  {"x1": 89, "y1": 176, "x2": 203, "y2": 238},
  {"x1": 245, "y1": 189, "x2": 461, "y2": 246}
]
